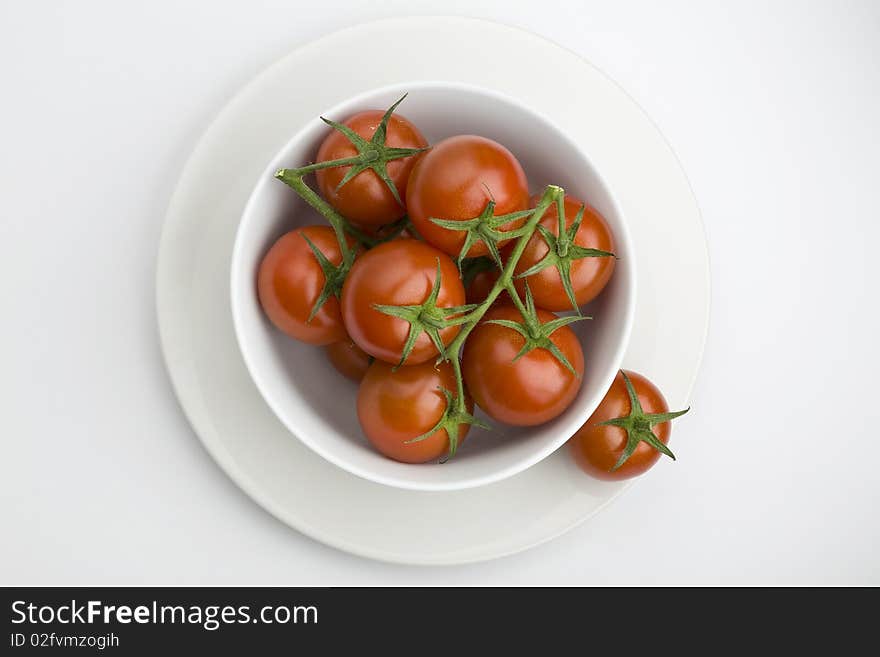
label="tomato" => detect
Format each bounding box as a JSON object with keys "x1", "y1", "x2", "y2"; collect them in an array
[
  {"x1": 325, "y1": 338, "x2": 372, "y2": 382},
  {"x1": 406, "y1": 135, "x2": 529, "y2": 258},
  {"x1": 464, "y1": 267, "x2": 512, "y2": 307},
  {"x1": 514, "y1": 195, "x2": 616, "y2": 311},
  {"x1": 569, "y1": 370, "x2": 683, "y2": 480},
  {"x1": 341, "y1": 239, "x2": 465, "y2": 365},
  {"x1": 315, "y1": 110, "x2": 428, "y2": 229},
  {"x1": 466, "y1": 267, "x2": 500, "y2": 305},
  {"x1": 462, "y1": 255, "x2": 507, "y2": 305},
  {"x1": 357, "y1": 360, "x2": 473, "y2": 463},
  {"x1": 461, "y1": 304, "x2": 584, "y2": 426},
  {"x1": 257, "y1": 225, "x2": 354, "y2": 345}
]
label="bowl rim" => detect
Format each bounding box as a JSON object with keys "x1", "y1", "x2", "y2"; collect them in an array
[{"x1": 230, "y1": 79, "x2": 637, "y2": 491}]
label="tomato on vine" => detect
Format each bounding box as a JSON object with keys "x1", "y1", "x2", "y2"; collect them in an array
[
  {"x1": 406, "y1": 135, "x2": 530, "y2": 264},
  {"x1": 462, "y1": 297, "x2": 585, "y2": 426},
  {"x1": 340, "y1": 239, "x2": 468, "y2": 366},
  {"x1": 315, "y1": 98, "x2": 428, "y2": 229},
  {"x1": 514, "y1": 195, "x2": 616, "y2": 312},
  {"x1": 357, "y1": 360, "x2": 476, "y2": 463},
  {"x1": 569, "y1": 370, "x2": 689, "y2": 480},
  {"x1": 257, "y1": 225, "x2": 356, "y2": 345}
]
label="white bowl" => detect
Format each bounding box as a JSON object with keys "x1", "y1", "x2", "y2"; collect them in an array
[{"x1": 231, "y1": 81, "x2": 636, "y2": 491}]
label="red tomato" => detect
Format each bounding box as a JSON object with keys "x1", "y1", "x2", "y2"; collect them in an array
[
  {"x1": 464, "y1": 267, "x2": 512, "y2": 307},
  {"x1": 569, "y1": 370, "x2": 682, "y2": 480},
  {"x1": 340, "y1": 239, "x2": 465, "y2": 365},
  {"x1": 315, "y1": 110, "x2": 428, "y2": 229},
  {"x1": 325, "y1": 338, "x2": 372, "y2": 382},
  {"x1": 461, "y1": 304, "x2": 584, "y2": 426},
  {"x1": 357, "y1": 360, "x2": 473, "y2": 463},
  {"x1": 514, "y1": 195, "x2": 616, "y2": 311},
  {"x1": 466, "y1": 267, "x2": 501, "y2": 305},
  {"x1": 257, "y1": 226, "x2": 354, "y2": 345},
  {"x1": 406, "y1": 135, "x2": 529, "y2": 258}
]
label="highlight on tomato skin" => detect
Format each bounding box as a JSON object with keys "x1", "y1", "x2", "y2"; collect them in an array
[
  {"x1": 325, "y1": 338, "x2": 372, "y2": 382},
  {"x1": 315, "y1": 110, "x2": 428, "y2": 229},
  {"x1": 257, "y1": 225, "x2": 355, "y2": 346},
  {"x1": 405, "y1": 135, "x2": 530, "y2": 259},
  {"x1": 340, "y1": 239, "x2": 465, "y2": 366},
  {"x1": 514, "y1": 195, "x2": 616, "y2": 312},
  {"x1": 568, "y1": 370, "x2": 680, "y2": 481},
  {"x1": 357, "y1": 360, "x2": 473, "y2": 464},
  {"x1": 461, "y1": 304, "x2": 584, "y2": 427}
]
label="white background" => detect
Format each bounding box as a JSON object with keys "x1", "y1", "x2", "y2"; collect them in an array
[{"x1": 2, "y1": 0, "x2": 878, "y2": 585}]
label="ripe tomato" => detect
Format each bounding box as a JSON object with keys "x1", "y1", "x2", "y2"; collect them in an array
[
  {"x1": 325, "y1": 338, "x2": 372, "y2": 382},
  {"x1": 462, "y1": 255, "x2": 505, "y2": 305},
  {"x1": 466, "y1": 267, "x2": 500, "y2": 305},
  {"x1": 569, "y1": 370, "x2": 680, "y2": 480},
  {"x1": 315, "y1": 110, "x2": 428, "y2": 229},
  {"x1": 514, "y1": 195, "x2": 616, "y2": 311},
  {"x1": 257, "y1": 225, "x2": 354, "y2": 345},
  {"x1": 461, "y1": 305, "x2": 584, "y2": 426},
  {"x1": 406, "y1": 135, "x2": 529, "y2": 258},
  {"x1": 464, "y1": 267, "x2": 512, "y2": 308},
  {"x1": 340, "y1": 239, "x2": 465, "y2": 365},
  {"x1": 357, "y1": 360, "x2": 473, "y2": 463}
]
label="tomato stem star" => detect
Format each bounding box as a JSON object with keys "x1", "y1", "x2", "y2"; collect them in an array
[
  {"x1": 597, "y1": 371, "x2": 689, "y2": 470},
  {"x1": 516, "y1": 202, "x2": 616, "y2": 314}
]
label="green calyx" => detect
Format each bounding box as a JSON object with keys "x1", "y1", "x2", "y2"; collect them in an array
[
  {"x1": 429, "y1": 200, "x2": 533, "y2": 271},
  {"x1": 405, "y1": 388, "x2": 490, "y2": 461},
  {"x1": 300, "y1": 233, "x2": 350, "y2": 322},
  {"x1": 597, "y1": 371, "x2": 690, "y2": 471},
  {"x1": 488, "y1": 282, "x2": 588, "y2": 375},
  {"x1": 320, "y1": 94, "x2": 429, "y2": 206},
  {"x1": 516, "y1": 198, "x2": 616, "y2": 314},
  {"x1": 373, "y1": 259, "x2": 477, "y2": 368}
]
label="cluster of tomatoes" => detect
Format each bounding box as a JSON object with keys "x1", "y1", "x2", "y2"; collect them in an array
[{"x1": 258, "y1": 97, "x2": 687, "y2": 480}]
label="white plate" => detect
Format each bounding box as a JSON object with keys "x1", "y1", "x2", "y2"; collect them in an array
[{"x1": 156, "y1": 16, "x2": 709, "y2": 565}]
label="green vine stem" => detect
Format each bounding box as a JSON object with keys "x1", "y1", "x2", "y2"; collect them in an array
[
  {"x1": 390, "y1": 185, "x2": 567, "y2": 458},
  {"x1": 274, "y1": 169, "x2": 358, "y2": 266},
  {"x1": 275, "y1": 93, "x2": 428, "y2": 255},
  {"x1": 433, "y1": 186, "x2": 564, "y2": 429},
  {"x1": 450, "y1": 185, "x2": 563, "y2": 337},
  {"x1": 272, "y1": 97, "x2": 583, "y2": 459},
  {"x1": 278, "y1": 158, "x2": 568, "y2": 458},
  {"x1": 275, "y1": 171, "x2": 412, "y2": 251}
]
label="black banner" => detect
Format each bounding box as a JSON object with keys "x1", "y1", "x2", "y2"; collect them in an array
[{"x1": 0, "y1": 587, "x2": 871, "y2": 652}]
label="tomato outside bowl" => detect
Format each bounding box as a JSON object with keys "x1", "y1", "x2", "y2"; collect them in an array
[{"x1": 231, "y1": 81, "x2": 636, "y2": 492}]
